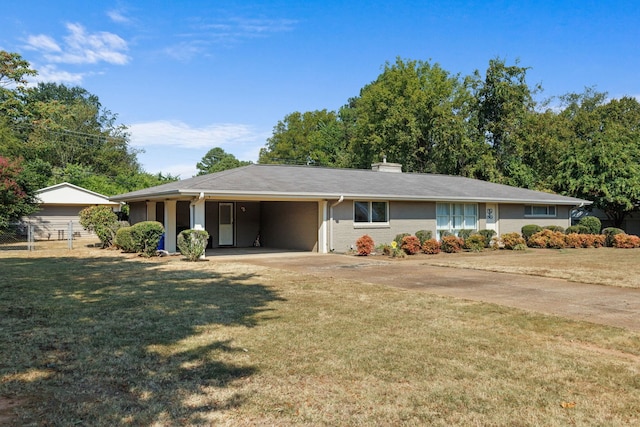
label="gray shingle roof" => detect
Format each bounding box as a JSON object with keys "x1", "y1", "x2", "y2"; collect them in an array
[{"x1": 111, "y1": 164, "x2": 590, "y2": 205}]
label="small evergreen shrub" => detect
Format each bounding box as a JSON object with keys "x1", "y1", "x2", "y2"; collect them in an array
[
  {"x1": 401, "y1": 235, "x2": 421, "y2": 255},
  {"x1": 513, "y1": 243, "x2": 527, "y2": 251},
  {"x1": 178, "y1": 229, "x2": 210, "y2": 261},
  {"x1": 566, "y1": 225, "x2": 589, "y2": 234},
  {"x1": 544, "y1": 225, "x2": 565, "y2": 233},
  {"x1": 422, "y1": 238, "x2": 441, "y2": 254},
  {"x1": 501, "y1": 232, "x2": 526, "y2": 250},
  {"x1": 612, "y1": 234, "x2": 640, "y2": 248},
  {"x1": 394, "y1": 233, "x2": 411, "y2": 247},
  {"x1": 458, "y1": 229, "x2": 475, "y2": 240},
  {"x1": 579, "y1": 216, "x2": 602, "y2": 234},
  {"x1": 527, "y1": 229, "x2": 566, "y2": 249},
  {"x1": 464, "y1": 234, "x2": 486, "y2": 252},
  {"x1": 131, "y1": 221, "x2": 164, "y2": 257},
  {"x1": 440, "y1": 235, "x2": 463, "y2": 253},
  {"x1": 79, "y1": 205, "x2": 120, "y2": 248},
  {"x1": 521, "y1": 224, "x2": 542, "y2": 241},
  {"x1": 438, "y1": 230, "x2": 453, "y2": 239},
  {"x1": 415, "y1": 230, "x2": 432, "y2": 245},
  {"x1": 356, "y1": 234, "x2": 375, "y2": 256},
  {"x1": 602, "y1": 227, "x2": 625, "y2": 247},
  {"x1": 115, "y1": 226, "x2": 137, "y2": 253},
  {"x1": 478, "y1": 229, "x2": 496, "y2": 247}
]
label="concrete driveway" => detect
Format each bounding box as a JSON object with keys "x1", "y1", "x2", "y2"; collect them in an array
[{"x1": 231, "y1": 252, "x2": 640, "y2": 332}]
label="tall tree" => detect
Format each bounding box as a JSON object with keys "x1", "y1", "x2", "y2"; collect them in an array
[
  {"x1": 0, "y1": 156, "x2": 40, "y2": 228},
  {"x1": 259, "y1": 109, "x2": 348, "y2": 166},
  {"x1": 196, "y1": 147, "x2": 251, "y2": 175},
  {"x1": 555, "y1": 90, "x2": 640, "y2": 226}
]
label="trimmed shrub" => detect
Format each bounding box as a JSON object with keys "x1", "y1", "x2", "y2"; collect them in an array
[
  {"x1": 438, "y1": 230, "x2": 453, "y2": 239},
  {"x1": 178, "y1": 229, "x2": 210, "y2": 261},
  {"x1": 440, "y1": 235, "x2": 463, "y2": 253},
  {"x1": 464, "y1": 234, "x2": 486, "y2": 252},
  {"x1": 401, "y1": 235, "x2": 421, "y2": 255},
  {"x1": 513, "y1": 243, "x2": 527, "y2": 251},
  {"x1": 603, "y1": 227, "x2": 625, "y2": 247},
  {"x1": 478, "y1": 229, "x2": 496, "y2": 247},
  {"x1": 613, "y1": 234, "x2": 640, "y2": 249},
  {"x1": 521, "y1": 224, "x2": 542, "y2": 241},
  {"x1": 527, "y1": 229, "x2": 566, "y2": 249},
  {"x1": 394, "y1": 233, "x2": 411, "y2": 247},
  {"x1": 115, "y1": 226, "x2": 137, "y2": 253},
  {"x1": 458, "y1": 229, "x2": 475, "y2": 240},
  {"x1": 422, "y1": 238, "x2": 441, "y2": 254},
  {"x1": 565, "y1": 233, "x2": 606, "y2": 249},
  {"x1": 566, "y1": 225, "x2": 589, "y2": 234},
  {"x1": 356, "y1": 234, "x2": 375, "y2": 256},
  {"x1": 415, "y1": 230, "x2": 432, "y2": 245},
  {"x1": 79, "y1": 205, "x2": 120, "y2": 248},
  {"x1": 544, "y1": 225, "x2": 565, "y2": 233},
  {"x1": 131, "y1": 221, "x2": 164, "y2": 257},
  {"x1": 579, "y1": 216, "x2": 602, "y2": 235},
  {"x1": 501, "y1": 232, "x2": 526, "y2": 250}
]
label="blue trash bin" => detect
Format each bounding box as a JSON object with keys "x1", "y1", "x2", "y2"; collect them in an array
[{"x1": 157, "y1": 233, "x2": 165, "y2": 251}]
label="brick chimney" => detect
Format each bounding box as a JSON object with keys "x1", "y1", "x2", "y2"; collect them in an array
[{"x1": 371, "y1": 156, "x2": 402, "y2": 173}]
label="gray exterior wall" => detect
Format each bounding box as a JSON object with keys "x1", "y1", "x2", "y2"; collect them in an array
[
  {"x1": 27, "y1": 205, "x2": 89, "y2": 240},
  {"x1": 260, "y1": 201, "x2": 318, "y2": 251},
  {"x1": 128, "y1": 201, "x2": 146, "y2": 224},
  {"x1": 237, "y1": 201, "x2": 261, "y2": 247},
  {"x1": 331, "y1": 200, "x2": 437, "y2": 252},
  {"x1": 498, "y1": 204, "x2": 572, "y2": 234}
]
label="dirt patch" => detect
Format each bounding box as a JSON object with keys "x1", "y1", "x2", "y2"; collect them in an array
[{"x1": 0, "y1": 397, "x2": 24, "y2": 425}]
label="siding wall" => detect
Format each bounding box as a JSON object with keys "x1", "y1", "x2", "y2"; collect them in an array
[
  {"x1": 260, "y1": 201, "x2": 318, "y2": 251},
  {"x1": 498, "y1": 204, "x2": 572, "y2": 234}
]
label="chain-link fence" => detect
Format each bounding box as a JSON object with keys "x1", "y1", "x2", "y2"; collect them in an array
[{"x1": 0, "y1": 221, "x2": 93, "y2": 251}]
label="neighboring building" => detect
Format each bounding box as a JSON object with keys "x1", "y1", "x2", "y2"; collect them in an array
[
  {"x1": 110, "y1": 163, "x2": 591, "y2": 253},
  {"x1": 26, "y1": 182, "x2": 121, "y2": 240}
]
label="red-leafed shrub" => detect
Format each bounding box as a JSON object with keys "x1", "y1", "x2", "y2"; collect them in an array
[
  {"x1": 440, "y1": 235, "x2": 463, "y2": 253},
  {"x1": 613, "y1": 234, "x2": 640, "y2": 249},
  {"x1": 564, "y1": 233, "x2": 583, "y2": 248},
  {"x1": 591, "y1": 234, "x2": 606, "y2": 248},
  {"x1": 527, "y1": 229, "x2": 566, "y2": 249},
  {"x1": 422, "y1": 238, "x2": 441, "y2": 254},
  {"x1": 401, "y1": 235, "x2": 421, "y2": 255},
  {"x1": 501, "y1": 232, "x2": 526, "y2": 250},
  {"x1": 356, "y1": 234, "x2": 375, "y2": 255}
]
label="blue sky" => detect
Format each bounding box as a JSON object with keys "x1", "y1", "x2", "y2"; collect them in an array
[{"x1": 2, "y1": 1, "x2": 639, "y2": 178}]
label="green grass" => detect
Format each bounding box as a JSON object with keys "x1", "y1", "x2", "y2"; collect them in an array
[{"x1": 1, "y1": 251, "x2": 639, "y2": 426}]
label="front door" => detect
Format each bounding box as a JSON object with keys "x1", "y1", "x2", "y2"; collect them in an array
[
  {"x1": 219, "y1": 203, "x2": 234, "y2": 245},
  {"x1": 485, "y1": 203, "x2": 498, "y2": 235}
]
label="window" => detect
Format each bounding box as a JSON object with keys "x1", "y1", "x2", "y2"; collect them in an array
[
  {"x1": 354, "y1": 201, "x2": 388, "y2": 223},
  {"x1": 524, "y1": 205, "x2": 556, "y2": 217},
  {"x1": 436, "y1": 203, "x2": 477, "y2": 237}
]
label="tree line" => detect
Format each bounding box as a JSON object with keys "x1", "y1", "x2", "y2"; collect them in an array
[
  {"x1": 0, "y1": 51, "x2": 176, "y2": 227},
  {"x1": 257, "y1": 57, "x2": 640, "y2": 227}
]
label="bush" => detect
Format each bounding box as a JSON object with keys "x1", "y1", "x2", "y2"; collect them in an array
[
  {"x1": 527, "y1": 229, "x2": 566, "y2": 249},
  {"x1": 501, "y1": 232, "x2": 526, "y2": 250},
  {"x1": 79, "y1": 205, "x2": 120, "y2": 248},
  {"x1": 438, "y1": 230, "x2": 453, "y2": 239},
  {"x1": 356, "y1": 234, "x2": 375, "y2": 256},
  {"x1": 521, "y1": 224, "x2": 542, "y2": 241},
  {"x1": 566, "y1": 225, "x2": 589, "y2": 234},
  {"x1": 131, "y1": 221, "x2": 164, "y2": 257},
  {"x1": 422, "y1": 238, "x2": 441, "y2": 254},
  {"x1": 393, "y1": 233, "x2": 411, "y2": 247},
  {"x1": 565, "y1": 233, "x2": 606, "y2": 249},
  {"x1": 477, "y1": 229, "x2": 496, "y2": 247},
  {"x1": 458, "y1": 229, "x2": 475, "y2": 240},
  {"x1": 115, "y1": 226, "x2": 137, "y2": 253},
  {"x1": 579, "y1": 216, "x2": 602, "y2": 234},
  {"x1": 612, "y1": 234, "x2": 640, "y2": 249},
  {"x1": 464, "y1": 234, "x2": 486, "y2": 252},
  {"x1": 602, "y1": 227, "x2": 625, "y2": 247},
  {"x1": 178, "y1": 229, "x2": 210, "y2": 261},
  {"x1": 544, "y1": 225, "x2": 565, "y2": 233},
  {"x1": 415, "y1": 230, "x2": 432, "y2": 245},
  {"x1": 401, "y1": 235, "x2": 421, "y2": 255},
  {"x1": 440, "y1": 235, "x2": 463, "y2": 253}
]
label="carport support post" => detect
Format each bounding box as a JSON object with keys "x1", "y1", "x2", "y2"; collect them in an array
[{"x1": 164, "y1": 200, "x2": 177, "y2": 253}]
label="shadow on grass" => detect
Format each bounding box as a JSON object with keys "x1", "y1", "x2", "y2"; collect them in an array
[{"x1": 0, "y1": 254, "x2": 284, "y2": 425}]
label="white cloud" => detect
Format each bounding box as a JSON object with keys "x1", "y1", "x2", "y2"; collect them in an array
[
  {"x1": 25, "y1": 23, "x2": 129, "y2": 65},
  {"x1": 32, "y1": 64, "x2": 86, "y2": 85},
  {"x1": 107, "y1": 9, "x2": 132, "y2": 24},
  {"x1": 129, "y1": 120, "x2": 268, "y2": 152}
]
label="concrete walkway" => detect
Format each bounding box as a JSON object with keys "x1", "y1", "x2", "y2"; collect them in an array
[{"x1": 233, "y1": 253, "x2": 640, "y2": 332}]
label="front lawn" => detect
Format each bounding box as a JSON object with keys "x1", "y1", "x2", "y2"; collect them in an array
[{"x1": 1, "y1": 249, "x2": 639, "y2": 425}]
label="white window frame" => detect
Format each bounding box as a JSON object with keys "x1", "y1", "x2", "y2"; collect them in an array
[
  {"x1": 353, "y1": 201, "x2": 389, "y2": 227},
  {"x1": 436, "y1": 202, "x2": 478, "y2": 238},
  {"x1": 524, "y1": 205, "x2": 557, "y2": 217}
]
